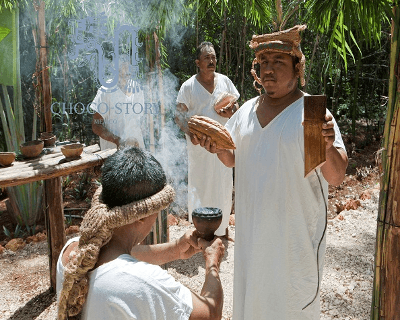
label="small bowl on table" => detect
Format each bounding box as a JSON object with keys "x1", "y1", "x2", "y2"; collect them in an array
[
  {"x1": 61, "y1": 143, "x2": 84, "y2": 159},
  {"x1": 40, "y1": 132, "x2": 56, "y2": 147},
  {"x1": 0, "y1": 152, "x2": 16, "y2": 167},
  {"x1": 20, "y1": 140, "x2": 44, "y2": 158}
]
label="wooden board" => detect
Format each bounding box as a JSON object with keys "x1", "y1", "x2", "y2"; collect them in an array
[{"x1": 304, "y1": 95, "x2": 327, "y2": 177}]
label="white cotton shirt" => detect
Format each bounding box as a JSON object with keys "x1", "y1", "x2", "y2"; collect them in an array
[
  {"x1": 176, "y1": 73, "x2": 239, "y2": 235},
  {"x1": 225, "y1": 95, "x2": 345, "y2": 320},
  {"x1": 56, "y1": 237, "x2": 193, "y2": 320},
  {"x1": 89, "y1": 83, "x2": 145, "y2": 150}
]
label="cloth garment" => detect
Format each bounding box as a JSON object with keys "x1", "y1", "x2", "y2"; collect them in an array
[
  {"x1": 89, "y1": 83, "x2": 145, "y2": 150},
  {"x1": 176, "y1": 73, "x2": 239, "y2": 236},
  {"x1": 225, "y1": 95, "x2": 345, "y2": 320},
  {"x1": 57, "y1": 237, "x2": 193, "y2": 320}
]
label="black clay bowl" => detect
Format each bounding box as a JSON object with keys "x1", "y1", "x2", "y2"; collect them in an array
[{"x1": 192, "y1": 207, "x2": 222, "y2": 241}]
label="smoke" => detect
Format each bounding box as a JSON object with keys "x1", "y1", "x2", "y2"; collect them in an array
[
  {"x1": 18, "y1": 0, "x2": 194, "y2": 214},
  {"x1": 142, "y1": 68, "x2": 189, "y2": 215}
]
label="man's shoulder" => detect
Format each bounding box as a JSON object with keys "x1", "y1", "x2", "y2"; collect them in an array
[
  {"x1": 216, "y1": 72, "x2": 233, "y2": 82},
  {"x1": 180, "y1": 75, "x2": 197, "y2": 88}
]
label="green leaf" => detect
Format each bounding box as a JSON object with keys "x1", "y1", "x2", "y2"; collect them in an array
[{"x1": 0, "y1": 26, "x2": 10, "y2": 43}]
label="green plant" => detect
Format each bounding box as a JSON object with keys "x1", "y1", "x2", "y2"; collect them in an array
[
  {"x1": 3, "y1": 224, "x2": 25, "y2": 239},
  {"x1": 62, "y1": 175, "x2": 71, "y2": 189},
  {"x1": 73, "y1": 172, "x2": 91, "y2": 200}
]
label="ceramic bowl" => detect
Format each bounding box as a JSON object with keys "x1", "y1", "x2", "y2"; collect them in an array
[
  {"x1": 0, "y1": 152, "x2": 16, "y2": 166},
  {"x1": 20, "y1": 140, "x2": 44, "y2": 158},
  {"x1": 61, "y1": 143, "x2": 84, "y2": 159},
  {"x1": 40, "y1": 132, "x2": 56, "y2": 147},
  {"x1": 192, "y1": 207, "x2": 222, "y2": 241}
]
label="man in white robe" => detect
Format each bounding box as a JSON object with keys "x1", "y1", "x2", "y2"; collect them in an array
[
  {"x1": 175, "y1": 42, "x2": 239, "y2": 237},
  {"x1": 90, "y1": 58, "x2": 145, "y2": 150},
  {"x1": 195, "y1": 26, "x2": 348, "y2": 319}
]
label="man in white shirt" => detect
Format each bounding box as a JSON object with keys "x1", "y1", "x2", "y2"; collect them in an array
[
  {"x1": 90, "y1": 56, "x2": 145, "y2": 150},
  {"x1": 195, "y1": 25, "x2": 348, "y2": 319},
  {"x1": 57, "y1": 147, "x2": 225, "y2": 320},
  {"x1": 175, "y1": 41, "x2": 239, "y2": 238}
]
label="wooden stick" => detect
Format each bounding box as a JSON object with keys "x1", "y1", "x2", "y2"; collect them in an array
[{"x1": 304, "y1": 95, "x2": 327, "y2": 177}]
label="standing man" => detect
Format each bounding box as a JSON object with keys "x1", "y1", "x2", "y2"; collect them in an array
[
  {"x1": 175, "y1": 41, "x2": 239, "y2": 238},
  {"x1": 196, "y1": 26, "x2": 348, "y2": 319},
  {"x1": 90, "y1": 56, "x2": 145, "y2": 150}
]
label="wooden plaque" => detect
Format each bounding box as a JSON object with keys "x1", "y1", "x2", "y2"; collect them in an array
[{"x1": 304, "y1": 95, "x2": 327, "y2": 177}]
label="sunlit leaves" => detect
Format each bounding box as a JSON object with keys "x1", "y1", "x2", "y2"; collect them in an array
[{"x1": 305, "y1": 0, "x2": 392, "y2": 73}]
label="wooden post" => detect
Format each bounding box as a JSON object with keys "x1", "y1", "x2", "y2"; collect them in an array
[
  {"x1": 45, "y1": 177, "x2": 66, "y2": 291},
  {"x1": 303, "y1": 95, "x2": 327, "y2": 177},
  {"x1": 38, "y1": 0, "x2": 52, "y2": 133}
]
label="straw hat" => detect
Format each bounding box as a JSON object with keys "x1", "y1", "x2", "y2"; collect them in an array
[{"x1": 249, "y1": 25, "x2": 307, "y2": 92}]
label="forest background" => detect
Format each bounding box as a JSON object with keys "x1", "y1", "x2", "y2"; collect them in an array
[{"x1": 0, "y1": 0, "x2": 391, "y2": 151}]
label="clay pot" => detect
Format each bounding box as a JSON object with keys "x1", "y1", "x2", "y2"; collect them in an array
[
  {"x1": 61, "y1": 143, "x2": 84, "y2": 159},
  {"x1": 40, "y1": 132, "x2": 56, "y2": 147},
  {"x1": 0, "y1": 152, "x2": 16, "y2": 166},
  {"x1": 20, "y1": 140, "x2": 44, "y2": 158},
  {"x1": 192, "y1": 207, "x2": 222, "y2": 241}
]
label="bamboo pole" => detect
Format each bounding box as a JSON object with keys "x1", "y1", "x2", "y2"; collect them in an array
[{"x1": 371, "y1": 4, "x2": 400, "y2": 319}]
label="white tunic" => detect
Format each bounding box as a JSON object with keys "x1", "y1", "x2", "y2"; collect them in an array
[
  {"x1": 57, "y1": 238, "x2": 193, "y2": 320},
  {"x1": 89, "y1": 83, "x2": 145, "y2": 150},
  {"x1": 225, "y1": 96, "x2": 345, "y2": 319},
  {"x1": 176, "y1": 73, "x2": 239, "y2": 236}
]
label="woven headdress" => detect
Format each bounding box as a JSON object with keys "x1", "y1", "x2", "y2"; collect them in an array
[
  {"x1": 249, "y1": 25, "x2": 307, "y2": 93},
  {"x1": 58, "y1": 184, "x2": 175, "y2": 319}
]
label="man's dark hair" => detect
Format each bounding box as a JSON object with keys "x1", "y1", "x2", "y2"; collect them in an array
[
  {"x1": 101, "y1": 147, "x2": 166, "y2": 208},
  {"x1": 196, "y1": 41, "x2": 214, "y2": 60}
]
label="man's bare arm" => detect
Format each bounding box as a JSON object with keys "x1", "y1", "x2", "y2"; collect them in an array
[
  {"x1": 320, "y1": 114, "x2": 348, "y2": 186},
  {"x1": 175, "y1": 103, "x2": 190, "y2": 135},
  {"x1": 92, "y1": 112, "x2": 121, "y2": 147},
  {"x1": 321, "y1": 146, "x2": 348, "y2": 186},
  {"x1": 189, "y1": 238, "x2": 225, "y2": 320},
  {"x1": 193, "y1": 134, "x2": 235, "y2": 168}
]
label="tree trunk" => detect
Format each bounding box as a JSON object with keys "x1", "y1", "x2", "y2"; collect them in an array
[
  {"x1": 351, "y1": 50, "x2": 362, "y2": 137},
  {"x1": 240, "y1": 17, "x2": 247, "y2": 99},
  {"x1": 38, "y1": 0, "x2": 52, "y2": 133},
  {"x1": 371, "y1": 4, "x2": 400, "y2": 319},
  {"x1": 305, "y1": 33, "x2": 319, "y2": 92}
]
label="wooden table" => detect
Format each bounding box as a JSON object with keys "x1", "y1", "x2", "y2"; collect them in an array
[{"x1": 0, "y1": 144, "x2": 116, "y2": 290}]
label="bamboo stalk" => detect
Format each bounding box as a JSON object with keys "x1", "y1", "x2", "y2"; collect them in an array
[
  {"x1": 371, "y1": 4, "x2": 400, "y2": 319},
  {"x1": 12, "y1": 6, "x2": 24, "y2": 143}
]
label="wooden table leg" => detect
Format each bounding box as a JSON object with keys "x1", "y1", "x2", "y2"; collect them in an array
[{"x1": 45, "y1": 177, "x2": 66, "y2": 292}]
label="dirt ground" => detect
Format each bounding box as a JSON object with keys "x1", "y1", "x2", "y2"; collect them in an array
[{"x1": 0, "y1": 124, "x2": 382, "y2": 319}]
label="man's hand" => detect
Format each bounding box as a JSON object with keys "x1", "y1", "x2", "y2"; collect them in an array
[
  {"x1": 198, "y1": 237, "x2": 225, "y2": 270},
  {"x1": 176, "y1": 229, "x2": 202, "y2": 260},
  {"x1": 192, "y1": 134, "x2": 227, "y2": 154},
  {"x1": 216, "y1": 102, "x2": 238, "y2": 118},
  {"x1": 322, "y1": 113, "x2": 335, "y2": 150}
]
